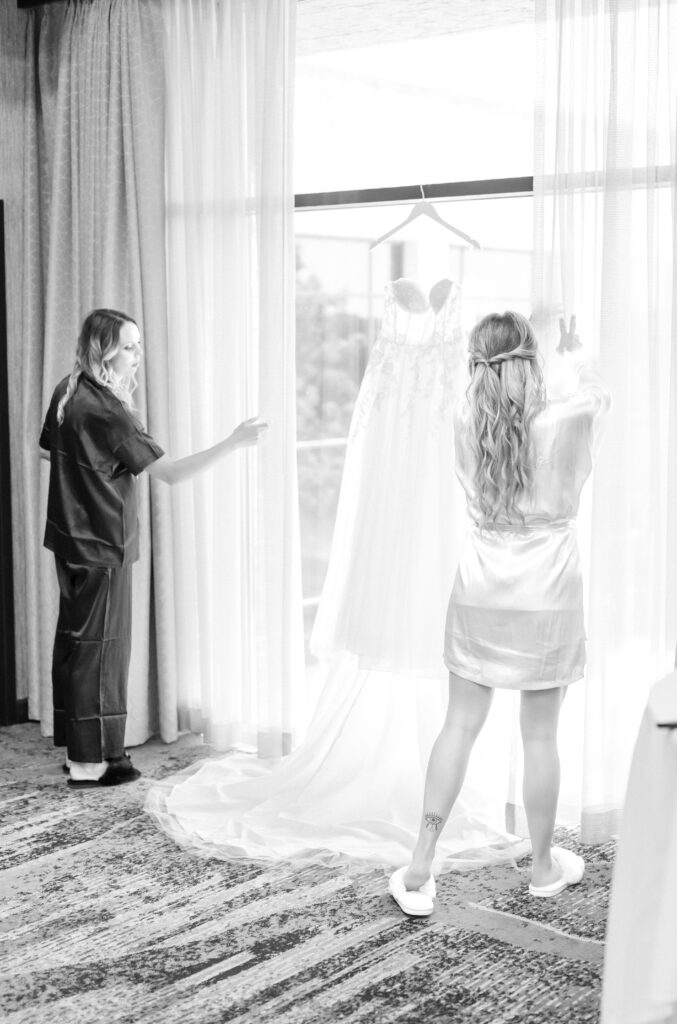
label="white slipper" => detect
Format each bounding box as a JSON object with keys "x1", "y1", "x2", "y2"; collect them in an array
[
  {"x1": 528, "y1": 846, "x2": 585, "y2": 898},
  {"x1": 388, "y1": 866, "x2": 436, "y2": 916}
]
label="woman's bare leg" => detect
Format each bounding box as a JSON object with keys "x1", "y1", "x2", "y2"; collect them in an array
[
  {"x1": 404, "y1": 672, "x2": 494, "y2": 890},
  {"x1": 520, "y1": 686, "x2": 565, "y2": 887}
]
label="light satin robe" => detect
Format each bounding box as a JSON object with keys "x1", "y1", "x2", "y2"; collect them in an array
[{"x1": 445, "y1": 356, "x2": 611, "y2": 690}]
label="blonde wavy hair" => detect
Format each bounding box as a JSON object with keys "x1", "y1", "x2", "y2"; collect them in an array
[
  {"x1": 465, "y1": 311, "x2": 546, "y2": 523},
  {"x1": 56, "y1": 309, "x2": 139, "y2": 425}
]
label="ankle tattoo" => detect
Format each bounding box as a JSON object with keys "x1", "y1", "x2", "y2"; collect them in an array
[{"x1": 424, "y1": 812, "x2": 443, "y2": 832}]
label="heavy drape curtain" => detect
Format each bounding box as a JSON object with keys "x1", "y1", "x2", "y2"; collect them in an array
[
  {"x1": 13, "y1": 0, "x2": 302, "y2": 757},
  {"x1": 16, "y1": 0, "x2": 168, "y2": 745},
  {"x1": 158, "y1": 0, "x2": 303, "y2": 756},
  {"x1": 530, "y1": 0, "x2": 677, "y2": 840}
]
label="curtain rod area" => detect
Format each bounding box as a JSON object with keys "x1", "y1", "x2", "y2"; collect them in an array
[{"x1": 294, "y1": 176, "x2": 534, "y2": 210}]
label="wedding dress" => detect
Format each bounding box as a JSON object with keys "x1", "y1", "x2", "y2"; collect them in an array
[
  {"x1": 310, "y1": 277, "x2": 465, "y2": 676},
  {"x1": 144, "y1": 278, "x2": 529, "y2": 872}
]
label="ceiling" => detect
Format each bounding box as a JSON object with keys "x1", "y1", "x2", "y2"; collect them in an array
[{"x1": 297, "y1": 0, "x2": 534, "y2": 54}]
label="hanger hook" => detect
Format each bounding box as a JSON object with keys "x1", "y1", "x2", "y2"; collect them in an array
[{"x1": 420, "y1": 184, "x2": 425, "y2": 200}]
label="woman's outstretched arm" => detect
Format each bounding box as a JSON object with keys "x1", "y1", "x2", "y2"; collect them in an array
[{"x1": 145, "y1": 416, "x2": 268, "y2": 486}]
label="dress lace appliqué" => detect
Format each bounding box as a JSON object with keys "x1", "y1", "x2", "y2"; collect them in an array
[{"x1": 351, "y1": 279, "x2": 467, "y2": 437}]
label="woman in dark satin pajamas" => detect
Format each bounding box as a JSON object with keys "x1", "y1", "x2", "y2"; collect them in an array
[{"x1": 40, "y1": 309, "x2": 267, "y2": 787}]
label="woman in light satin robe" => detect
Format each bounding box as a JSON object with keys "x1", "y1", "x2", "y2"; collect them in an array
[{"x1": 388, "y1": 312, "x2": 610, "y2": 916}]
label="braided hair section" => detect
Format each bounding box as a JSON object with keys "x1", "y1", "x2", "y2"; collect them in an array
[{"x1": 465, "y1": 311, "x2": 546, "y2": 524}]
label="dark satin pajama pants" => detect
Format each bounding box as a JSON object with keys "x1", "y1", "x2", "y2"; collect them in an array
[{"x1": 51, "y1": 557, "x2": 132, "y2": 763}]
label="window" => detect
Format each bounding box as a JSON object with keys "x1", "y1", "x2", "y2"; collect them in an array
[{"x1": 295, "y1": 22, "x2": 535, "y2": 664}]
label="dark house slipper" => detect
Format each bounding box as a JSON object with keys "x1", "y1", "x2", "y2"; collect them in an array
[{"x1": 67, "y1": 759, "x2": 140, "y2": 789}]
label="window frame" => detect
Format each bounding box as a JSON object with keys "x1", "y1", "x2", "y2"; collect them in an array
[{"x1": 294, "y1": 177, "x2": 534, "y2": 211}]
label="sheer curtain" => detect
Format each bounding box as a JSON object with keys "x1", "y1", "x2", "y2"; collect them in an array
[
  {"x1": 158, "y1": 0, "x2": 304, "y2": 756},
  {"x1": 530, "y1": 0, "x2": 677, "y2": 840},
  {"x1": 15, "y1": 0, "x2": 167, "y2": 745}
]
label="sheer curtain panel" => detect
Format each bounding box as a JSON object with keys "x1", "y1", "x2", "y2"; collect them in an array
[
  {"x1": 531, "y1": 0, "x2": 677, "y2": 840},
  {"x1": 160, "y1": 0, "x2": 303, "y2": 755}
]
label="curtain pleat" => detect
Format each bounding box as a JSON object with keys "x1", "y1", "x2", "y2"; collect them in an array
[{"x1": 15, "y1": 6, "x2": 62, "y2": 719}]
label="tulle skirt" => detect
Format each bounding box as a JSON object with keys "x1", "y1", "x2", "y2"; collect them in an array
[{"x1": 145, "y1": 655, "x2": 531, "y2": 873}]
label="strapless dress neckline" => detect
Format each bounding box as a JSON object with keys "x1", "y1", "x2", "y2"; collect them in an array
[{"x1": 389, "y1": 278, "x2": 455, "y2": 315}]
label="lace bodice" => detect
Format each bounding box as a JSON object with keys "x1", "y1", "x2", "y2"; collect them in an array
[{"x1": 350, "y1": 278, "x2": 467, "y2": 435}]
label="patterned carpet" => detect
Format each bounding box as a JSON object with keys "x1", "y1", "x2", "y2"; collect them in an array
[{"x1": 0, "y1": 723, "x2": 611, "y2": 1024}]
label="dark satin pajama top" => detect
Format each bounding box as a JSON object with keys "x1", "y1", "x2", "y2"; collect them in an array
[{"x1": 39, "y1": 373, "x2": 164, "y2": 567}]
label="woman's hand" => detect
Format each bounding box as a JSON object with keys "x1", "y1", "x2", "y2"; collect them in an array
[
  {"x1": 557, "y1": 314, "x2": 582, "y2": 354},
  {"x1": 230, "y1": 416, "x2": 269, "y2": 449}
]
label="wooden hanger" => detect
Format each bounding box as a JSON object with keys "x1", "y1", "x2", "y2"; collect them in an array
[{"x1": 369, "y1": 186, "x2": 481, "y2": 251}]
